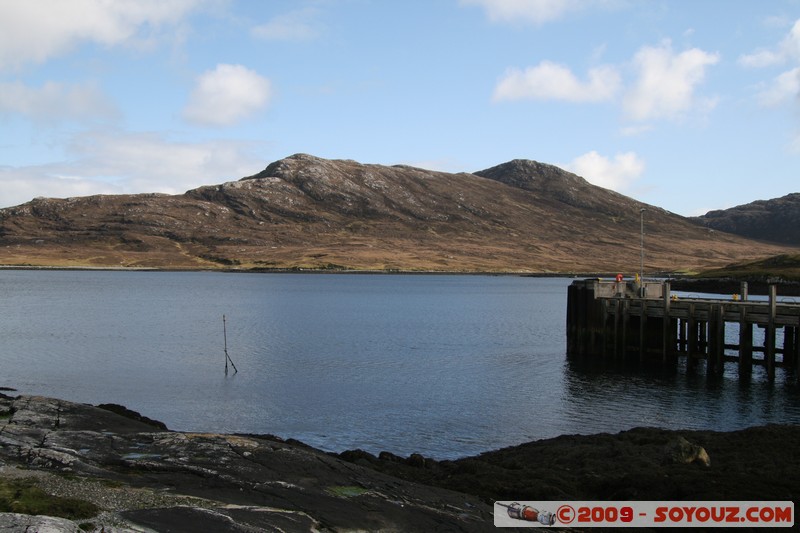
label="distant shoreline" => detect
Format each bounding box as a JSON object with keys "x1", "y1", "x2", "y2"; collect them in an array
[
  {"x1": 0, "y1": 264, "x2": 664, "y2": 278},
  {"x1": 3, "y1": 264, "x2": 799, "y2": 295}
]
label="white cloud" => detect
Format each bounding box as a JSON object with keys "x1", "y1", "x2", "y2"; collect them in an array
[
  {"x1": 491, "y1": 41, "x2": 718, "y2": 127},
  {"x1": 66, "y1": 131, "x2": 267, "y2": 192},
  {"x1": 182, "y1": 64, "x2": 272, "y2": 127},
  {"x1": 619, "y1": 124, "x2": 653, "y2": 137},
  {"x1": 0, "y1": 131, "x2": 268, "y2": 208},
  {"x1": 564, "y1": 150, "x2": 645, "y2": 191},
  {"x1": 756, "y1": 67, "x2": 800, "y2": 107},
  {"x1": 624, "y1": 40, "x2": 720, "y2": 122},
  {"x1": 460, "y1": 0, "x2": 586, "y2": 25},
  {"x1": 764, "y1": 15, "x2": 794, "y2": 29},
  {"x1": 251, "y1": 8, "x2": 321, "y2": 41},
  {"x1": 0, "y1": 81, "x2": 118, "y2": 123},
  {"x1": 792, "y1": 132, "x2": 800, "y2": 154},
  {"x1": 0, "y1": 166, "x2": 122, "y2": 208},
  {"x1": 740, "y1": 19, "x2": 800, "y2": 111},
  {"x1": 493, "y1": 61, "x2": 621, "y2": 102},
  {"x1": 0, "y1": 0, "x2": 209, "y2": 70},
  {"x1": 739, "y1": 18, "x2": 800, "y2": 67},
  {"x1": 739, "y1": 49, "x2": 784, "y2": 69}
]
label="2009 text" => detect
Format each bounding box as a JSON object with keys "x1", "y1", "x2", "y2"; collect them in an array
[{"x1": 574, "y1": 505, "x2": 634, "y2": 523}]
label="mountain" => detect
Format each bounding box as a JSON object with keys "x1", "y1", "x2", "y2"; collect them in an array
[
  {"x1": 1, "y1": 153, "x2": 797, "y2": 273},
  {"x1": 692, "y1": 193, "x2": 800, "y2": 245}
]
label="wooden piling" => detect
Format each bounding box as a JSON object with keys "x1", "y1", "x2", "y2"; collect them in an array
[
  {"x1": 662, "y1": 282, "x2": 672, "y2": 361},
  {"x1": 622, "y1": 299, "x2": 630, "y2": 359},
  {"x1": 687, "y1": 304, "x2": 698, "y2": 369},
  {"x1": 639, "y1": 300, "x2": 647, "y2": 362},
  {"x1": 678, "y1": 318, "x2": 687, "y2": 354},
  {"x1": 794, "y1": 322, "x2": 800, "y2": 380},
  {"x1": 699, "y1": 320, "x2": 708, "y2": 357},
  {"x1": 708, "y1": 304, "x2": 723, "y2": 374},
  {"x1": 739, "y1": 307, "x2": 753, "y2": 374},
  {"x1": 613, "y1": 298, "x2": 621, "y2": 359},
  {"x1": 566, "y1": 278, "x2": 800, "y2": 381},
  {"x1": 785, "y1": 324, "x2": 798, "y2": 372},
  {"x1": 766, "y1": 285, "x2": 777, "y2": 380}
]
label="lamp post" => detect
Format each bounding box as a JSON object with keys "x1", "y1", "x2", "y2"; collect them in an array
[{"x1": 640, "y1": 208, "x2": 646, "y2": 297}]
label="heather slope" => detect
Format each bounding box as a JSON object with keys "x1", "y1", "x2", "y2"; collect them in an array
[{"x1": 1, "y1": 154, "x2": 796, "y2": 272}]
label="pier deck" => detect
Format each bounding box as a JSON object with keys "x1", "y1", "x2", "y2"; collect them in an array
[{"x1": 567, "y1": 279, "x2": 800, "y2": 380}]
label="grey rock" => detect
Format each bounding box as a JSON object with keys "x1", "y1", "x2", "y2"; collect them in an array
[
  {"x1": 663, "y1": 436, "x2": 711, "y2": 467},
  {"x1": 0, "y1": 395, "x2": 493, "y2": 532},
  {"x1": 0, "y1": 513, "x2": 81, "y2": 533}
]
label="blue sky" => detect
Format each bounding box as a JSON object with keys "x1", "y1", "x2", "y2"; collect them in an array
[{"x1": 1, "y1": 0, "x2": 798, "y2": 216}]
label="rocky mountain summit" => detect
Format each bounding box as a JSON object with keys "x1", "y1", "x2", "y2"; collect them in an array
[
  {"x1": 1, "y1": 154, "x2": 797, "y2": 272},
  {"x1": 692, "y1": 193, "x2": 800, "y2": 245}
]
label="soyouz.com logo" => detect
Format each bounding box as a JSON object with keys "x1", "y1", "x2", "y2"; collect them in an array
[{"x1": 494, "y1": 501, "x2": 794, "y2": 527}]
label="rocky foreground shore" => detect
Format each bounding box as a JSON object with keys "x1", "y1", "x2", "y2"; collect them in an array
[{"x1": 1, "y1": 392, "x2": 799, "y2": 532}]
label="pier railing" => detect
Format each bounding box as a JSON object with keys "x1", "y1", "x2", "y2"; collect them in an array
[{"x1": 567, "y1": 278, "x2": 800, "y2": 380}]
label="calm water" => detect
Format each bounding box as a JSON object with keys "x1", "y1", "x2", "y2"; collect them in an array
[{"x1": 1, "y1": 270, "x2": 799, "y2": 459}]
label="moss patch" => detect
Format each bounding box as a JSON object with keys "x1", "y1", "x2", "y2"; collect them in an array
[
  {"x1": 0, "y1": 477, "x2": 98, "y2": 519},
  {"x1": 325, "y1": 485, "x2": 369, "y2": 498}
]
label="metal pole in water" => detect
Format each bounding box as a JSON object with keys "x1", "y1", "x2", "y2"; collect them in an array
[
  {"x1": 222, "y1": 314, "x2": 238, "y2": 375},
  {"x1": 223, "y1": 314, "x2": 228, "y2": 375}
]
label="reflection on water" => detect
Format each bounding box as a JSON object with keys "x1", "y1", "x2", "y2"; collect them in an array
[
  {"x1": 563, "y1": 355, "x2": 800, "y2": 436},
  {"x1": 0, "y1": 270, "x2": 798, "y2": 459}
]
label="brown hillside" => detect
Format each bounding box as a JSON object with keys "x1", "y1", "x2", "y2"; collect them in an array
[{"x1": 0, "y1": 154, "x2": 796, "y2": 272}]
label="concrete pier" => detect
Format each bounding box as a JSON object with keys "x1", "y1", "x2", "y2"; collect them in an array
[{"x1": 567, "y1": 279, "x2": 800, "y2": 380}]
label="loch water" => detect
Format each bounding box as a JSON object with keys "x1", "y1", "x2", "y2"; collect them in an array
[{"x1": 1, "y1": 270, "x2": 799, "y2": 459}]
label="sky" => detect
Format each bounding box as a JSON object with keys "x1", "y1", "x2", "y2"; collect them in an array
[{"x1": 1, "y1": 0, "x2": 799, "y2": 216}]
